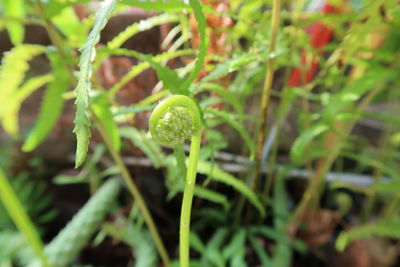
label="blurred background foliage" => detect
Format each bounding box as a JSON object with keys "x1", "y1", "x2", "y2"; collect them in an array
[{"x1": 1, "y1": 0, "x2": 400, "y2": 266}]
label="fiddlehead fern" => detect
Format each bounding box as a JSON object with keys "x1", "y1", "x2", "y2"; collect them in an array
[
  {"x1": 149, "y1": 95, "x2": 202, "y2": 267},
  {"x1": 149, "y1": 95, "x2": 201, "y2": 146}
]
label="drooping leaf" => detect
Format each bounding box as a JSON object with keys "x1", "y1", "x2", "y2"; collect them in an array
[
  {"x1": 107, "y1": 13, "x2": 179, "y2": 49},
  {"x1": 73, "y1": 0, "x2": 117, "y2": 167},
  {"x1": 23, "y1": 54, "x2": 70, "y2": 152},
  {"x1": 196, "y1": 160, "x2": 265, "y2": 217}
]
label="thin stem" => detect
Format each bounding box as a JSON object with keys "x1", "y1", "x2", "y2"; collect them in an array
[
  {"x1": 180, "y1": 134, "x2": 201, "y2": 267},
  {"x1": 253, "y1": 0, "x2": 282, "y2": 190},
  {"x1": 93, "y1": 114, "x2": 171, "y2": 267}
]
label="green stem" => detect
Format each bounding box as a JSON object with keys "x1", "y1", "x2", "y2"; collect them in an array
[
  {"x1": 253, "y1": 0, "x2": 282, "y2": 190},
  {"x1": 179, "y1": 134, "x2": 201, "y2": 267},
  {"x1": 93, "y1": 114, "x2": 171, "y2": 267},
  {"x1": 0, "y1": 169, "x2": 51, "y2": 267}
]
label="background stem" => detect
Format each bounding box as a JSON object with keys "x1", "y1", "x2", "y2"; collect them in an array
[
  {"x1": 93, "y1": 114, "x2": 171, "y2": 267},
  {"x1": 253, "y1": 0, "x2": 282, "y2": 190}
]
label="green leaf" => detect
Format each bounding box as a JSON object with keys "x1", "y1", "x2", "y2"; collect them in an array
[
  {"x1": 336, "y1": 219, "x2": 400, "y2": 251},
  {"x1": 1, "y1": 74, "x2": 53, "y2": 135},
  {"x1": 194, "y1": 83, "x2": 244, "y2": 116},
  {"x1": 23, "y1": 54, "x2": 70, "y2": 152},
  {"x1": 0, "y1": 168, "x2": 49, "y2": 267},
  {"x1": 92, "y1": 94, "x2": 121, "y2": 151},
  {"x1": 196, "y1": 160, "x2": 265, "y2": 217},
  {"x1": 120, "y1": 127, "x2": 165, "y2": 168},
  {"x1": 3, "y1": 0, "x2": 25, "y2": 45},
  {"x1": 103, "y1": 49, "x2": 193, "y2": 95},
  {"x1": 73, "y1": 0, "x2": 117, "y2": 167},
  {"x1": 206, "y1": 108, "x2": 255, "y2": 160},
  {"x1": 179, "y1": 0, "x2": 208, "y2": 92},
  {"x1": 107, "y1": 13, "x2": 179, "y2": 49},
  {"x1": 101, "y1": 221, "x2": 157, "y2": 267},
  {"x1": 248, "y1": 234, "x2": 271, "y2": 266},
  {"x1": 101, "y1": 47, "x2": 186, "y2": 94},
  {"x1": 290, "y1": 124, "x2": 329, "y2": 164},
  {"x1": 223, "y1": 229, "x2": 246, "y2": 266},
  {"x1": 193, "y1": 186, "x2": 230, "y2": 209},
  {"x1": 271, "y1": 170, "x2": 292, "y2": 267},
  {"x1": 0, "y1": 44, "x2": 45, "y2": 111},
  {"x1": 120, "y1": 0, "x2": 191, "y2": 12}
]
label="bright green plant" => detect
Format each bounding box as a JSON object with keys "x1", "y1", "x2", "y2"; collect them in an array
[{"x1": 149, "y1": 95, "x2": 202, "y2": 267}]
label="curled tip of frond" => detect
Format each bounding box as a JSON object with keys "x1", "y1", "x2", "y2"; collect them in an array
[{"x1": 149, "y1": 95, "x2": 202, "y2": 146}]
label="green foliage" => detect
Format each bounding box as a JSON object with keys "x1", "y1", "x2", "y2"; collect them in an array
[
  {"x1": 336, "y1": 219, "x2": 400, "y2": 251},
  {"x1": 31, "y1": 178, "x2": 120, "y2": 267},
  {"x1": 23, "y1": 53, "x2": 70, "y2": 152},
  {"x1": 2, "y1": 0, "x2": 25, "y2": 45},
  {"x1": 107, "y1": 13, "x2": 179, "y2": 49},
  {"x1": 73, "y1": 0, "x2": 117, "y2": 167},
  {"x1": 0, "y1": 44, "x2": 45, "y2": 134},
  {"x1": 92, "y1": 93, "x2": 121, "y2": 151},
  {"x1": 0, "y1": 168, "x2": 49, "y2": 267},
  {"x1": 179, "y1": 0, "x2": 208, "y2": 93},
  {"x1": 196, "y1": 160, "x2": 265, "y2": 217}
]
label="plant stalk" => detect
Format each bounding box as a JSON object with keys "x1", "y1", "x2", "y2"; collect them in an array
[
  {"x1": 93, "y1": 114, "x2": 171, "y2": 267},
  {"x1": 253, "y1": 0, "x2": 282, "y2": 190},
  {"x1": 180, "y1": 134, "x2": 201, "y2": 267}
]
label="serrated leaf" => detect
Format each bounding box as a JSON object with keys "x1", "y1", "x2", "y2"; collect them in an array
[
  {"x1": 196, "y1": 160, "x2": 265, "y2": 217},
  {"x1": 23, "y1": 54, "x2": 69, "y2": 152},
  {"x1": 1, "y1": 74, "x2": 53, "y2": 135},
  {"x1": 0, "y1": 44, "x2": 45, "y2": 108},
  {"x1": 73, "y1": 0, "x2": 117, "y2": 167}
]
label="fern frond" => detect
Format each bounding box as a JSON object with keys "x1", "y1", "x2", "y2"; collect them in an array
[
  {"x1": 107, "y1": 13, "x2": 179, "y2": 49},
  {"x1": 22, "y1": 54, "x2": 70, "y2": 152},
  {"x1": 73, "y1": 0, "x2": 117, "y2": 167},
  {"x1": 0, "y1": 44, "x2": 45, "y2": 110},
  {"x1": 336, "y1": 219, "x2": 400, "y2": 251},
  {"x1": 1, "y1": 74, "x2": 53, "y2": 135},
  {"x1": 29, "y1": 178, "x2": 120, "y2": 267}
]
